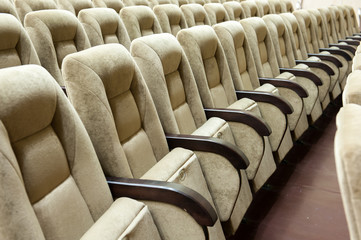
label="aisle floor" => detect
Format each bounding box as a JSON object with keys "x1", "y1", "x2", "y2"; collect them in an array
[{"x1": 230, "y1": 101, "x2": 350, "y2": 240}]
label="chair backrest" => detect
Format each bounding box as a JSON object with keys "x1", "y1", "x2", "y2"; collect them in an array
[
  {"x1": 178, "y1": 0, "x2": 188, "y2": 6},
  {"x1": 318, "y1": 7, "x2": 338, "y2": 44},
  {"x1": 240, "y1": 1, "x2": 260, "y2": 18},
  {"x1": 307, "y1": 9, "x2": 329, "y2": 49},
  {"x1": 280, "y1": 0, "x2": 293, "y2": 13},
  {"x1": 120, "y1": 6, "x2": 162, "y2": 41},
  {"x1": 188, "y1": 0, "x2": 205, "y2": 5},
  {"x1": 78, "y1": 8, "x2": 131, "y2": 49},
  {"x1": 268, "y1": 0, "x2": 282, "y2": 14},
  {"x1": 157, "y1": 0, "x2": 178, "y2": 5},
  {"x1": 263, "y1": 14, "x2": 296, "y2": 68},
  {"x1": 213, "y1": 21, "x2": 260, "y2": 91},
  {"x1": 344, "y1": 5, "x2": 359, "y2": 34},
  {"x1": 0, "y1": 13, "x2": 40, "y2": 68},
  {"x1": 328, "y1": 6, "x2": 347, "y2": 39},
  {"x1": 223, "y1": 1, "x2": 245, "y2": 21},
  {"x1": 204, "y1": 0, "x2": 221, "y2": 3},
  {"x1": 338, "y1": 5, "x2": 352, "y2": 36},
  {"x1": 14, "y1": 0, "x2": 57, "y2": 24},
  {"x1": 181, "y1": 3, "x2": 211, "y2": 27},
  {"x1": 131, "y1": 33, "x2": 207, "y2": 134},
  {"x1": 293, "y1": 9, "x2": 319, "y2": 54},
  {"x1": 240, "y1": 17, "x2": 281, "y2": 78},
  {"x1": 204, "y1": 3, "x2": 229, "y2": 25},
  {"x1": 335, "y1": 103, "x2": 361, "y2": 240},
  {"x1": 92, "y1": 0, "x2": 124, "y2": 12},
  {"x1": 255, "y1": 0, "x2": 270, "y2": 16},
  {"x1": 56, "y1": 0, "x2": 93, "y2": 15},
  {"x1": 123, "y1": 0, "x2": 157, "y2": 8},
  {"x1": 63, "y1": 44, "x2": 169, "y2": 179},
  {"x1": 24, "y1": 9, "x2": 91, "y2": 86},
  {"x1": 0, "y1": 0, "x2": 20, "y2": 21},
  {"x1": 0, "y1": 64, "x2": 113, "y2": 240},
  {"x1": 153, "y1": 4, "x2": 187, "y2": 36},
  {"x1": 177, "y1": 25, "x2": 238, "y2": 108}
]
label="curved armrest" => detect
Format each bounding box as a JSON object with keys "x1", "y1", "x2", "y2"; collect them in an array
[
  {"x1": 279, "y1": 67, "x2": 322, "y2": 86},
  {"x1": 353, "y1": 33, "x2": 361, "y2": 36},
  {"x1": 329, "y1": 44, "x2": 356, "y2": 55},
  {"x1": 107, "y1": 177, "x2": 217, "y2": 227},
  {"x1": 295, "y1": 60, "x2": 334, "y2": 75},
  {"x1": 307, "y1": 53, "x2": 342, "y2": 67},
  {"x1": 204, "y1": 108, "x2": 271, "y2": 136},
  {"x1": 235, "y1": 90, "x2": 293, "y2": 114},
  {"x1": 339, "y1": 39, "x2": 360, "y2": 45},
  {"x1": 166, "y1": 133, "x2": 249, "y2": 169},
  {"x1": 259, "y1": 77, "x2": 308, "y2": 98},
  {"x1": 319, "y1": 48, "x2": 352, "y2": 61}
]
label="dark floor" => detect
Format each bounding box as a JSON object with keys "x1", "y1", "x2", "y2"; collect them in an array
[{"x1": 230, "y1": 100, "x2": 350, "y2": 240}]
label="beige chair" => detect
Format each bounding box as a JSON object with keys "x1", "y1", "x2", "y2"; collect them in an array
[
  {"x1": 204, "y1": 3, "x2": 229, "y2": 25},
  {"x1": 14, "y1": 0, "x2": 57, "y2": 24},
  {"x1": 120, "y1": 6, "x2": 162, "y2": 41},
  {"x1": 56, "y1": 0, "x2": 93, "y2": 15},
  {"x1": 0, "y1": 0, "x2": 20, "y2": 21},
  {"x1": 0, "y1": 64, "x2": 163, "y2": 240},
  {"x1": 78, "y1": 8, "x2": 131, "y2": 50},
  {"x1": 240, "y1": 17, "x2": 309, "y2": 140},
  {"x1": 92, "y1": 0, "x2": 124, "y2": 12},
  {"x1": 334, "y1": 103, "x2": 361, "y2": 240},
  {"x1": 240, "y1": 1, "x2": 260, "y2": 18},
  {"x1": 0, "y1": 14, "x2": 40, "y2": 69},
  {"x1": 176, "y1": 26, "x2": 279, "y2": 184},
  {"x1": 24, "y1": 10, "x2": 90, "y2": 87},
  {"x1": 255, "y1": 0, "x2": 270, "y2": 16},
  {"x1": 156, "y1": 0, "x2": 178, "y2": 5},
  {"x1": 181, "y1": 3, "x2": 211, "y2": 27},
  {"x1": 343, "y1": 5, "x2": 360, "y2": 35},
  {"x1": 153, "y1": 4, "x2": 187, "y2": 36},
  {"x1": 123, "y1": 0, "x2": 157, "y2": 8},
  {"x1": 343, "y1": 70, "x2": 361, "y2": 106},
  {"x1": 263, "y1": 14, "x2": 325, "y2": 121},
  {"x1": 268, "y1": 0, "x2": 282, "y2": 14},
  {"x1": 63, "y1": 43, "x2": 225, "y2": 240},
  {"x1": 223, "y1": 1, "x2": 245, "y2": 20},
  {"x1": 188, "y1": 0, "x2": 205, "y2": 5},
  {"x1": 280, "y1": 0, "x2": 293, "y2": 13},
  {"x1": 131, "y1": 33, "x2": 271, "y2": 235},
  {"x1": 178, "y1": 0, "x2": 188, "y2": 6}
]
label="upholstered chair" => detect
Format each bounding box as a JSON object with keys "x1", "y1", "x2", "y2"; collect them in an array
[
  {"x1": 263, "y1": 14, "x2": 327, "y2": 118},
  {"x1": 56, "y1": 0, "x2": 93, "y2": 15},
  {"x1": 255, "y1": 0, "x2": 270, "y2": 16},
  {"x1": 240, "y1": 17, "x2": 310, "y2": 140},
  {"x1": 223, "y1": 1, "x2": 245, "y2": 20},
  {"x1": 131, "y1": 33, "x2": 273, "y2": 235},
  {"x1": 123, "y1": 0, "x2": 157, "y2": 8},
  {"x1": 14, "y1": 0, "x2": 57, "y2": 24},
  {"x1": 240, "y1": 1, "x2": 259, "y2": 18},
  {"x1": 78, "y1": 8, "x2": 131, "y2": 49},
  {"x1": 334, "y1": 103, "x2": 361, "y2": 240},
  {"x1": 342, "y1": 70, "x2": 361, "y2": 105},
  {"x1": 204, "y1": 0, "x2": 221, "y2": 3},
  {"x1": 153, "y1": 4, "x2": 187, "y2": 36},
  {"x1": 0, "y1": 14, "x2": 40, "y2": 69},
  {"x1": 343, "y1": 5, "x2": 360, "y2": 35},
  {"x1": 188, "y1": 0, "x2": 205, "y2": 5},
  {"x1": 0, "y1": 64, "x2": 162, "y2": 240},
  {"x1": 120, "y1": 6, "x2": 162, "y2": 41},
  {"x1": 181, "y1": 3, "x2": 211, "y2": 27},
  {"x1": 280, "y1": 0, "x2": 293, "y2": 13},
  {"x1": 268, "y1": 0, "x2": 282, "y2": 14},
  {"x1": 178, "y1": 0, "x2": 188, "y2": 6},
  {"x1": 156, "y1": 0, "x2": 178, "y2": 5},
  {"x1": 63, "y1": 43, "x2": 225, "y2": 240},
  {"x1": 0, "y1": 0, "x2": 20, "y2": 21},
  {"x1": 92, "y1": 0, "x2": 124, "y2": 12},
  {"x1": 24, "y1": 10, "x2": 90, "y2": 86},
  {"x1": 203, "y1": 3, "x2": 229, "y2": 25}
]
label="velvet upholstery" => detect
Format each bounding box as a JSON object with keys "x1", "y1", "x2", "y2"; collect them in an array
[
  {"x1": 240, "y1": 1, "x2": 259, "y2": 18},
  {"x1": 14, "y1": 0, "x2": 57, "y2": 24},
  {"x1": 204, "y1": 3, "x2": 229, "y2": 25},
  {"x1": 93, "y1": 0, "x2": 124, "y2": 12},
  {"x1": 0, "y1": 0, "x2": 20, "y2": 20},
  {"x1": 223, "y1": 1, "x2": 245, "y2": 21},
  {"x1": 181, "y1": 3, "x2": 211, "y2": 27},
  {"x1": 56, "y1": 0, "x2": 93, "y2": 15},
  {"x1": 154, "y1": 4, "x2": 187, "y2": 36}
]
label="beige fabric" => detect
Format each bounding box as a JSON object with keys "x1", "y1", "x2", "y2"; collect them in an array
[
  {"x1": 154, "y1": 4, "x2": 187, "y2": 36},
  {"x1": 280, "y1": 0, "x2": 293, "y2": 13},
  {"x1": 156, "y1": 0, "x2": 179, "y2": 6},
  {"x1": 268, "y1": 0, "x2": 281, "y2": 14},
  {"x1": 123, "y1": 0, "x2": 157, "y2": 8},
  {"x1": 223, "y1": 1, "x2": 245, "y2": 21},
  {"x1": 0, "y1": 0, "x2": 20, "y2": 20},
  {"x1": 240, "y1": 1, "x2": 259, "y2": 18},
  {"x1": 24, "y1": 10, "x2": 91, "y2": 86},
  {"x1": 255, "y1": 0, "x2": 270, "y2": 17},
  {"x1": 0, "y1": 65, "x2": 163, "y2": 240},
  {"x1": 63, "y1": 44, "x2": 225, "y2": 239},
  {"x1": 93, "y1": 0, "x2": 124, "y2": 12},
  {"x1": 335, "y1": 104, "x2": 361, "y2": 240},
  {"x1": 343, "y1": 70, "x2": 361, "y2": 106},
  {"x1": 57, "y1": 0, "x2": 93, "y2": 15},
  {"x1": 120, "y1": 6, "x2": 162, "y2": 41},
  {"x1": 14, "y1": 0, "x2": 57, "y2": 24},
  {"x1": 78, "y1": 8, "x2": 131, "y2": 49},
  {"x1": 131, "y1": 33, "x2": 252, "y2": 235},
  {"x1": 181, "y1": 3, "x2": 211, "y2": 27},
  {"x1": 204, "y1": 3, "x2": 229, "y2": 25}
]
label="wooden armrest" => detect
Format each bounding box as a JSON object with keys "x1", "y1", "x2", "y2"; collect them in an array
[
  {"x1": 107, "y1": 177, "x2": 217, "y2": 227},
  {"x1": 353, "y1": 33, "x2": 361, "y2": 36},
  {"x1": 295, "y1": 60, "x2": 334, "y2": 75},
  {"x1": 329, "y1": 44, "x2": 356, "y2": 55},
  {"x1": 307, "y1": 53, "x2": 342, "y2": 67},
  {"x1": 339, "y1": 39, "x2": 360, "y2": 45},
  {"x1": 235, "y1": 90, "x2": 293, "y2": 114},
  {"x1": 166, "y1": 133, "x2": 249, "y2": 169},
  {"x1": 319, "y1": 48, "x2": 352, "y2": 61},
  {"x1": 204, "y1": 108, "x2": 271, "y2": 137},
  {"x1": 259, "y1": 77, "x2": 308, "y2": 98},
  {"x1": 279, "y1": 67, "x2": 322, "y2": 86}
]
